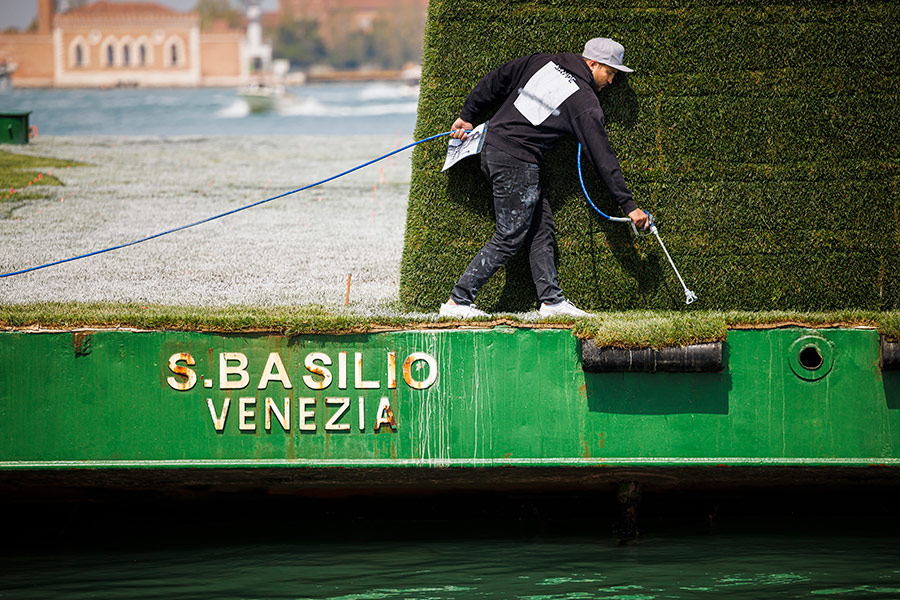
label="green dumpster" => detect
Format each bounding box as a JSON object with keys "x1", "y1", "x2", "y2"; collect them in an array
[{"x1": 0, "y1": 111, "x2": 31, "y2": 145}]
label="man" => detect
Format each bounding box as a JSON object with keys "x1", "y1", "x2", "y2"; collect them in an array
[{"x1": 439, "y1": 37, "x2": 649, "y2": 319}]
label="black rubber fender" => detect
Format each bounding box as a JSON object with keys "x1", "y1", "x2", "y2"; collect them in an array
[
  {"x1": 581, "y1": 341, "x2": 724, "y2": 373},
  {"x1": 882, "y1": 339, "x2": 900, "y2": 371}
]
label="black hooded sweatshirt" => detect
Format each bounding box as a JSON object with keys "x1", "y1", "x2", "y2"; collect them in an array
[{"x1": 458, "y1": 51, "x2": 637, "y2": 215}]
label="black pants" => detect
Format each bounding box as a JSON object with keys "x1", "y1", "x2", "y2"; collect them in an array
[{"x1": 450, "y1": 145, "x2": 564, "y2": 306}]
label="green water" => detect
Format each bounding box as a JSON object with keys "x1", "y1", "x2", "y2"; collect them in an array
[
  {"x1": 2, "y1": 492, "x2": 899, "y2": 599},
  {"x1": 3, "y1": 533, "x2": 899, "y2": 599}
]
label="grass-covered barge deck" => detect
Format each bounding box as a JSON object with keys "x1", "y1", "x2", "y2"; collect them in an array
[{"x1": 3, "y1": 312, "x2": 898, "y2": 493}]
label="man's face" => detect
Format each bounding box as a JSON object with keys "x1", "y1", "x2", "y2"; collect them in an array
[{"x1": 589, "y1": 61, "x2": 619, "y2": 91}]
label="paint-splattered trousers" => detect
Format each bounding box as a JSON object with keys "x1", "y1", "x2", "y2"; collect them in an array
[{"x1": 450, "y1": 144, "x2": 565, "y2": 307}]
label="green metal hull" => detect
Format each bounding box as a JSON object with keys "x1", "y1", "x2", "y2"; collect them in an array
[{"x1": 1, "y1": 328, "x2": 897, "y2": 475}]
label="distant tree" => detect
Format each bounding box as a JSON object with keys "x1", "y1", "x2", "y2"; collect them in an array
[
  {"x1": 324, "y1": 7, "x2": 425, "y2": 70},
  {"x1": 369, "y1": 6, "x2": 425, "y2": 69},
  {"x1": 269, "y1": 2, "x2": 426, "y2": 71},
  {"x1": 272, "y1": 18, "x2": 326, "y2": 68},
  {"x1": 193, "y1": 0, "x2": 243, "y2": 30},
  {"x1": 329, "y1": 29, "x2": 375, "y2": 70}
]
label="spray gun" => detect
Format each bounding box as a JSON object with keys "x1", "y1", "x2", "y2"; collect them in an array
[
  {"x1": 577, "y1": 144, "x2": 697, "y2": 305},
  {"x1": 630, "y1": 212, "x2": 698, "y2": 305}
]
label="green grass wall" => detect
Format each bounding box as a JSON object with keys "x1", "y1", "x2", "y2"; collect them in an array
[{"x1": 400, "y1": 0, "x2": 900, "y2": 312}]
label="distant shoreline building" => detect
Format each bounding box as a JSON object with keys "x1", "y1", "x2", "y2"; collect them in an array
[
  {"x1": 0, "y1": 0, "x2": 264, "y2": 88},
  {"x1": 275, "y1": 0, "x2": 428, "y2": 30},
  {"x1": 270, "y1": 0, "x2": 428, "y2": 56}
]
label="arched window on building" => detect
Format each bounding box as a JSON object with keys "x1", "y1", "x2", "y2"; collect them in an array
[
  {"x1": 101, "y1": 36, "x2": 117, "y2": 67},
  {"x1": 164, "y1": 36, "x2": 186, "y2": 68},
  {"x1": 119, "y1": 36, "x2": 133, "y2": 67},
  {"x1": 69, "y1": 36, "x2": 90, "y2": 68},
  {"x1": 135, "y1": 36, "x2": 152, "y2": 67}
]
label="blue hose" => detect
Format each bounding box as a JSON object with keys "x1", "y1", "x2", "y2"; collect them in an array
[
  {"x1": 0, "y1": 131, "x2": 452, "y2": 278},
  {"x1": 576, "y1": 142, "x2": 631, "y2": 223},
  {"x1": 577, "y1": 143, "x2": 696, "y2": 304}
]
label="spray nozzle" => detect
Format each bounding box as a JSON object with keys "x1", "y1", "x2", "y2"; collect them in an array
[{"x1": 630, "y1": 211, "x2": 655, "y2": 236}]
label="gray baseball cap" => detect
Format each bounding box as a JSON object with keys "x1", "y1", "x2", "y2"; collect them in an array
[{"x1": 582, "y1": 37, "x2": 633, "y2": 73}]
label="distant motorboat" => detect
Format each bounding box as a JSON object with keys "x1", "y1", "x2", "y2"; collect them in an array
[
  {"x1": 0, "y1": 60, "x2": 16, "y2": 89},
  {"x1": 398, "y1": 83, "x2": 420, "y2": 98},
  {"x1": 238, "y1": 82, "x2": 291, "y2": 113},
  {"x1": 400, "y1": 63, "x2": 421, "y2": 86},
  {"x1": 399, "y1": 63, "x2": 421, "y2": 97}
]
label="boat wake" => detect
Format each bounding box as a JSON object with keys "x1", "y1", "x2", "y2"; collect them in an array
[
  {"x1": 210, "y1": 81, "x2": 419, "y2": 131},
  {"x1": 216, "y1": 99, "x2": 251, "y2": 119},
  {"x1": 277, "y1": 97, "x2": 418, "y2": 117},
  {"x1": 359, "y1": 82, "x2": 420, "y2": 100}
]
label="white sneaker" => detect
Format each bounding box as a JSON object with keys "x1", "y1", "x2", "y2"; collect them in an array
[
  {"x1": 439, "y1": 301, "x2": 489, "y2": 319},
  {"x1": 539, "y1": 299, "x2": 590, "y2": 318}
]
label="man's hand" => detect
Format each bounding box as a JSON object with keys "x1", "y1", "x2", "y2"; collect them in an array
[
  {"x1": 628, "y1": 208, "x2": 650, "y2": 231},
  {"x1": 451, "y1": 118, "x2": 474, "y2": 140}
]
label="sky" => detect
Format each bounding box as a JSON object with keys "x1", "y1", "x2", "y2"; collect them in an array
[{"x1": 1, "y1": 0, "x2": 279, "y2": 31}]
